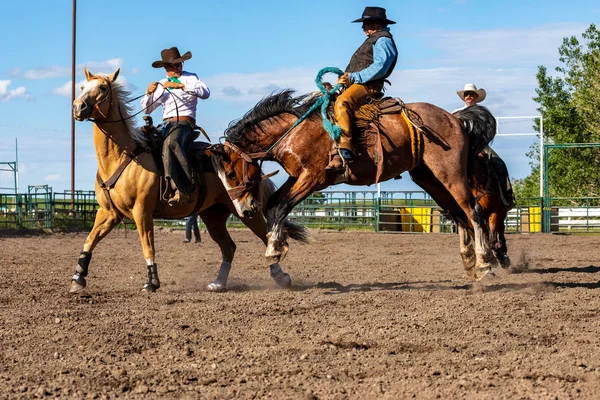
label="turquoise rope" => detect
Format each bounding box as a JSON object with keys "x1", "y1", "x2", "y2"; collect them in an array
[{"x1": 266, "y1": 67, "x2": 344, "y2": 154}]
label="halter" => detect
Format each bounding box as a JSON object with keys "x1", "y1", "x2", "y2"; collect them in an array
[{"x1": 222, "y1": 142, "x2": 278, "y2": 200}]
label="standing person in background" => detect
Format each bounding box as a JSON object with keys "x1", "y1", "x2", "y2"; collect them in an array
[{"x1": 183, "y1": 213, "x2": 201, "y2": 243}]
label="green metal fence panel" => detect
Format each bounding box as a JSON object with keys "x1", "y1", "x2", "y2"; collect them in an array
[{"x1": 0, "y1": 189, "x2": 591, "y2": 234}]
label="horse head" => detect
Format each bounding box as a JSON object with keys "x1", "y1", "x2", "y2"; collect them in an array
[
  {"x1": 210, "y1": 142, "x2": 277, "y2": 219},
  {"x1": 73, "y1": 67, "x2": 120, "y2": 121}
]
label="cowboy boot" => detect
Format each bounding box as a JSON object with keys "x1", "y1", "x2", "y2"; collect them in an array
[{"x1": 326, "y1": 148, "x2": 345, "y2": 171}]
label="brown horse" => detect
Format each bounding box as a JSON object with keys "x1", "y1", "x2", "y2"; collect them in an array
[
  {"x1": 467, "y1": 152, "x2": 515, "y2": 268},
  {"x1": 210, "y1": 90, "x2": 497, "y2": 281},
  {"x1": 70, "y1": 68, "x2": 308, "y2": 293}
]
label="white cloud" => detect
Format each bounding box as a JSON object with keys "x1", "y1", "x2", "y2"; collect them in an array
[
  {"x1": 52, "y1": 80, "x2": 82, "y2": 97},
  {"x1": 24, "y1": 65, "x2": 70, "y2": 80},
  {"x1": 44, "y1": 174, "x2": 61, "y2": 182},
  {"x1": 52, "y1": 76, "x2": 130, "y2": 97},
  {"x1": 0, "y1": 80, "x2": 29, "y2": 101},
  {"x1": 23, "y1": 58, "x2": 124, "y2": 80},
  {"x1": 418, "y1": 23, "x2": 588, "y2": 67},
  {"x1": 82, "y1": 58, "x2": 123, "y2": 76},
  {"x1": 208, "y1": 67, "x2": 325, "y2": 103}
]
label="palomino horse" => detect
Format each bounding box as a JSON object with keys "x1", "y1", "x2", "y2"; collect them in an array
[
  {"x1": 70, "y1": 68, "x2": 308, "y2": 293},
  {"x1": 211, "y1": 90, "x2": 497, "y2": 281}
]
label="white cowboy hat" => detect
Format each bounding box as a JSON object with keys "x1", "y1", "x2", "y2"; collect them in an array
[{"x1": 457, "y1": 83, "x2": 486, "y2": 103}]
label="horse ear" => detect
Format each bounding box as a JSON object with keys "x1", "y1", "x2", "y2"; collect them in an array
[
  {"x1": 208, "y1": 144, "x2": 224, "y2": 155},
  {"x1": 84, "y1": 67, "x2": 93, "y2": 81},
  {"x1": 107, "y1": 68, "x2": 120, "y2": 83}
]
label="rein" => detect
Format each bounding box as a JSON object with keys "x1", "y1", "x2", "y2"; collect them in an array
[{"x1": 83, "y1": 77, "x2": 151, "y2": 216}]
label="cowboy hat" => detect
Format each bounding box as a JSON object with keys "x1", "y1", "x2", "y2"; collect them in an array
[
  {"x1": 352, "y1": 7, "x2": 396, "y2": 25},
  {"x1": 457, "y1": 83, "x2": 486, "y2": 103},
  {"x1": 152, "y1": 47, "x2": 192, "y2": 68}
]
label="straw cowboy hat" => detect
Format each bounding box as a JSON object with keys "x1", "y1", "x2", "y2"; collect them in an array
[
  {"x1": 352, "y1": 6, "x2": 396, "y2": 25},
  {"x1": 152, "y1": 47, "x2": 192, "y2": 68},
  {"x1": 457, "y1": 83, "x2": 486, "y2": 103}
]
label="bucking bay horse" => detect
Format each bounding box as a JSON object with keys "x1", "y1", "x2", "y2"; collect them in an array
[
  {"x1": 210, "y1": 90, "x2": 498, "y2": 281},
  {"x1": 467, "y1": 151, "x2": 515, "y2": 268},
  {"x1": 70, "y1": 67, "x2": 308, "y2": 293}
]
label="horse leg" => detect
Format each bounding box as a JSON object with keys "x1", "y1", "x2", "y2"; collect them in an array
[
  {"x1": 70, "y1": 207, "x2": 122, "y2": 293},
  {"x1": 458, "y1": 224, "x2": 477, "y2": 276},
  {"x1": 240, "y1": 211, "x2": 292, "y2": 288},
  {"x1": 200, "y1": 203, "x2": 236, "y2": 292},
  {"x1": 488, "y1": 213, "x2": 501, "y2": 268},
  {"x1": 426, "y1": 168, "x2": 492, "y2": 280},
  {"x1": 131, "y1": 208, "x2": 160, "y2": 292},
  {"x1": 410, "y1": 165, "x2": 491, "y2": 280},
  {"x1": 494, "y1": 210, "x2": 511, "y2": 268},
  {"x1": 265, "y1": 176, "x2": 312, "y2": 265}
]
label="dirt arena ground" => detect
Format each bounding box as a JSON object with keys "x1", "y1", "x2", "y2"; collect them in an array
[{"x1": 2, "y1": 228, "x2": 600, "y2": 399}]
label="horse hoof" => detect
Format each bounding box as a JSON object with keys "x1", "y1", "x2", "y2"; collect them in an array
[
  {"x1": 69, "y1": 280, "x2": 86, "y2": 293},
  {"x1": 141, "y1": 283, "x2": 159, "y2": 292},
  {"x1": 207, "y1": 281, "x2": 227, "y2": 292},
  {"x1": 272, "y1": 272, "x2": 292, "y2": 289},
  {"x1": 474, "y1": 265, "x2": 493, "y2": 281},
  {"x1": 500, "y1": 255, "x2": 511, "y2": 269}
]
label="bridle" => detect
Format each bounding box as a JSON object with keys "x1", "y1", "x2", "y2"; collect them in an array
[
  {"x1": 221, "y1": 142, "x2": 278, "y2": 201},
  {"x1": 88, "y1": 77, "x2": 115, "y2": 120}
]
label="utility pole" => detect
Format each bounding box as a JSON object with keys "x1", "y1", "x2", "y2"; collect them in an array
[{"x1": 70, "y1": 0, "x2": 77, "y2": 208}]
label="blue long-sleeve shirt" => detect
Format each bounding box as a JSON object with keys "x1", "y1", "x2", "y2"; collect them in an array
[{"x1": 349, "y1": 30, "x2": 397, "y2": 84}]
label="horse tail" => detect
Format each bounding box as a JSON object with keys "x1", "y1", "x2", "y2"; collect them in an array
[
  {"x1": 453, "y1": 105, "x2": 497, "y2": 157},
  {"x1": 258, "y1": 178, "x2": 311, "y2": 244}
]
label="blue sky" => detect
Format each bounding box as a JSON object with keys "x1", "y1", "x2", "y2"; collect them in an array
[{"x1": 0, "y1": 0, "x2": 599, "y2": 194}]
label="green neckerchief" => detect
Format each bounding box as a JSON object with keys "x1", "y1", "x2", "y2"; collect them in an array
[{"x1": 166, "y1": 76, "x2": 182, "y2": 91}]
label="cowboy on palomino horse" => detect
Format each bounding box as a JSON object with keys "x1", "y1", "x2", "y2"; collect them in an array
[
  {"x1": 141, "y1": 46, "x2": 210, "y2": 206},
  {"x1": 327, "y1": 6, "x2": 398, "y2": 177}
]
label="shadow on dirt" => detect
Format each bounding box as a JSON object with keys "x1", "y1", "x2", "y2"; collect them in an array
[
  {"x1": 293, "y1": 276, "x2": 600, "y2": 294},
  {"x1": 521, "y1": 265, "x2": 600, "y2": 274}
]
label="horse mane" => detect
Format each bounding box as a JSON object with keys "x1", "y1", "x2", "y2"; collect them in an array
[
  {"x1": 105, "y1": 78, "x2": 147, "y2": 146},
  {"x1": 224, "y1": 90, "x2": 319, "y2": 147},
  {"x1": 453, "y1": 105, "x2": 497, "y2": 156}
]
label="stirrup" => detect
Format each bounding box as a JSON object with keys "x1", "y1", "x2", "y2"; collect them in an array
[{"x1": 326, "y1": 147, "x2": 348, "y2": 171}]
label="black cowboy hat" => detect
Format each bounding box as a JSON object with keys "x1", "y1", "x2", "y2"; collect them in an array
[
  {"x1": 152, "y1": 47, "x2": 192, "y2": 68},
  {"x1": 352, "y1": 6, "x2": 396, "y2": 25}
]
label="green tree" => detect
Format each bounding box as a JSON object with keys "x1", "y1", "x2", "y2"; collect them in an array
[{"x1": 515, "y1": 24, "x2": 600, "y2": 200}]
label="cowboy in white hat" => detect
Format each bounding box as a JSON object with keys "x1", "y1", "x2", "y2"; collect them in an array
[{"x1": 453, "y1": 83, "x2": 487, "y2": 113}]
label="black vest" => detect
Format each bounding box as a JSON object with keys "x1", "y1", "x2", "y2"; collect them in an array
[{"x1": 345, "y1": 30, "x2": 398, "y2": 83}]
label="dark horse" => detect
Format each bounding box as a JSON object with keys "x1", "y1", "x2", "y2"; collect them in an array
[
  {"x1": 70, "y1": 68, "x2": 308, "y2": 293},
  {"x1": 209, "y1": 90, "x2": 497, "y2": 281},
  {"x1": 468, "y1": 151, "x2": 515, "y2": 268}
]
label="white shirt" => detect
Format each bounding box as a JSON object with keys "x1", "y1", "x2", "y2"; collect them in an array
[{"x1": 141, "y1": 71, "x2": 210, "y2": 121}]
